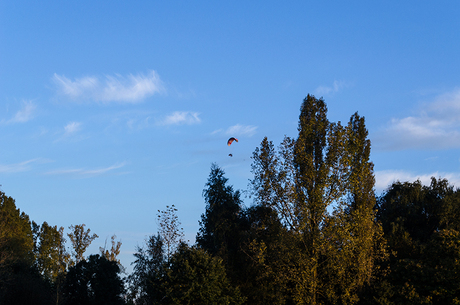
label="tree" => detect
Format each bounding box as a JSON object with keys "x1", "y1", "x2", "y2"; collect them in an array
[
  {"x1": 322, "y1": 113, "x2": 387, "y2": 304},
  {"x1": 0, "y1": 191, "x2": 34, "y2": 266},
  {"x1": 250, "y1": 136, "x2": 297, "y2": 229},
  {"x1": 240, "y1": 204, "x2": 293, "y2": 305},
  {"x1": 0, "y1": 192, "x2": 54, "y2": 305},
  {"x1": 34, "y1": 222, "x2": 69, "y2": 282},
  {"x1": 248, "y1": 95, "x2": 385, "y2": 304},
  {"x1": 0, "y1": 260, "x2": 54, "y2": 305},
  {"x1": 63, "y1": 254, "x2": 125, "y2": 305},
  {"x1": 196, "y1": 163, "x2": 246, "y2": 285},
  {"x1": 160, "y1": 243, "x2": 244, "y2": 305},
  {"x1": 33, "y1": 221, "x2": 70, "y2": 305},
  {"x1": 157, "y1": 205, "x2": 184, "y2": 261},
  {"x1": 128, "y1": 234, "x2": 165, "y2": 304},
  {"x1": 372, "y1": 177, "x2": 460, "y2": 304},
  {"x1": 67, "y1": 224, "x2": 98, "y2": 266},
  {"x1": 100, "y1": 234, "x2": 122, "y2": 266}
]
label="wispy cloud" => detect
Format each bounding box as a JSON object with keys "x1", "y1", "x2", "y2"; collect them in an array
[
  {"x1": 53, "y1": 70, "x2": 165, "y2": 103},
  {"x1": 2, "y1": 101, "x2": 37, "y2": 124},
  {"x1": 45, "y1": 162, "x2": 126, "y2": 177},
  {"x1": 225, "y1": 124, "x2": 258, "y2": 137},
  {"x1": 375, "y1": 169, "x2": 460, "y2": 192},
  {"x1": 158, "y1": 111, "x2": 201, "y2": 126},
  {"x1": 63, "y1": 122, "x2": 82, "y2": 136},
  {"x1": 0, "y1": 158, "x2": 43, "y2": 173},
  {"x1": 314, "y1": 80, "x2": 349, "y2": 96},
  {"x1": 376, "y1": 88, "x2": 460, "y2": 150},
  {"x1": 53, "y1": 122, "x2": 84, "y2": 142}
]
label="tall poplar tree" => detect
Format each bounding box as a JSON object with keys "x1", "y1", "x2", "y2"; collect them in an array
[
  {"x1": 249, "y1": 95, "x2": 385, "y2": 304},
  {"x1": 291, "y1": 95, "x2": 349, "y2": 304},
  {"x1": 35, "y1": 222, "x2": 69, "y2": 282}
]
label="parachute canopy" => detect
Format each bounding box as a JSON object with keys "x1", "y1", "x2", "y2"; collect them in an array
[{"x1": 227, "y1": 137, "x2": 238, "y2": 146}]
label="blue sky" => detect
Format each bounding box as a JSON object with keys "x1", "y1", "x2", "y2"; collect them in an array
[{"x1": 2, "y1": 1, "x2": 460, "y2": 272}]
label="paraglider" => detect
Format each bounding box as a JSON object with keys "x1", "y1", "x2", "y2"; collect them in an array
[
  {"x1": 227, "y1": 137, "x2": 238, "y2": 157},
  {"x1": 227, "y1": 137, "x2": 238, "y2": 146}
]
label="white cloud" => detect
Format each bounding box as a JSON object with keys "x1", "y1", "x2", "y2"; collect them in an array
[
  {"x1": 314, "y1": 80, "x2": 349, "y2": 96},
  {"x1": 3, "y1": 101, "x2": 37, "y2": 124},
  {"x1": 45, "y1": 162, "x2": 126, "y2": 177},
  {"x1": 211, "y1": 129, "x2": 223, "y2": 135},
  {"x1": 158, "y1": 111, "x2": 201, "y2": 126},
  {"x1": 375, "y1": 169, "x2": 460, "y2": 192},
  {"x1": 64, "y1": 122, "x2": 82, "y2": 136},
  {"x1": 0, "y1": 158, "x2": 42, "y2": 173},
  {"x1": 377, "y1": 88, "x2": 460, "y2": 150},
  {"x1": 226, "y1": 124, "x2": 258, "y2": 137},
  {"x1": 53, "y1": 70, "x2": 164, "y2": 103},
  {"x1": 53, "y1": 122, "x2": 84, "y2": 142}
]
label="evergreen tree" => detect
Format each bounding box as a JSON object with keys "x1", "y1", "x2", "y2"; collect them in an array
[{"x1": 196, "y1": 163, "x2": 245, "y2": 283}]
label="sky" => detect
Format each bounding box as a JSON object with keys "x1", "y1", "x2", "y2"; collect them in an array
[{"x1": 1, "y1": 1, "x2": 460, "y2": 273}]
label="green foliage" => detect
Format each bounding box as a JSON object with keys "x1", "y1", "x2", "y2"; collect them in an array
[
  {"x1": 128, "y1": 234, "x2": 165, "y2": 304},
  {"x1": 62, "y1": 254, "x2": 125, "y2": 305},
  {"x1": 0, "y1": 261, "x2": 54, "y2": 305},
  {"x1": 0, "y1": 191, "x2": 34, "y2": 266},
  {"x1": 241, "y1": 205, "x2": 293, "y2": 305},
  {"x1": 34, "y1": 222, "x2": 69, "y2": 282},
  {"x1": 67, "y1": 224, "x2": 98, "y2": 266},
  {"x1": 157, "y1": 205, "x2": 184, "y2": 261},
  {"x1": 129, "y1": 236, "x2": 243, "y2": 305},
  {"x1": 196, "y1": 163, "x2": 246, "y2": 284},
  {"x1": 99, "y1": 234, "x2": 123, "y2": 266},
  {"x1": 162, "y1": 243, "x2": 245, "y2": 305},
  {"x1": 247, "y1": 95, "x2": 385, "y2": 304},
  {"x1": 373, "y1": 178, "x2": 460, "y2": 304},
  {"x1": 5, "y1": 95, "x2": 460, "y2": 304}
]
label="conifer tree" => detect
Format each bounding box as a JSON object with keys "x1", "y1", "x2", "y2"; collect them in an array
[{"x1": 196, "y1": 163, "x2": 245, "y2": 284}]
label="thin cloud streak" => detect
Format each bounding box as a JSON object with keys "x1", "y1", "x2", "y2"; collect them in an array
[
  {"x1": 45, "y1": 162, "x2": 127, "y2": 177},
  {"x1": 0, "y1": 158, "x2": 43, "y2": 173},
  {"x1": 53, "y1": 70, "x2": 165, "y2": 103}
]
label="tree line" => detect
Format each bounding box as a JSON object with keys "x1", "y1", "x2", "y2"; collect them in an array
[{"x1": 2, "y1": 94, "x2": 460, "y2": 304}]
